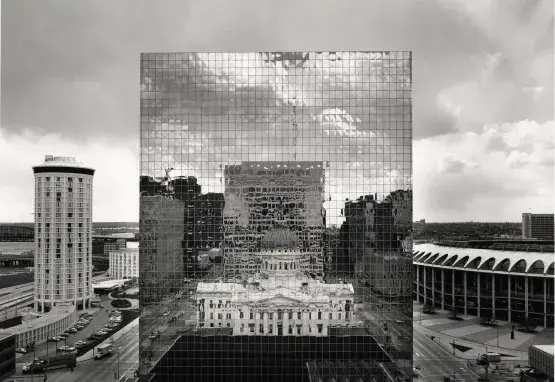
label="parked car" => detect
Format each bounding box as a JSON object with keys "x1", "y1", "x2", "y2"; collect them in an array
[
  {"x1": 57, "y1": 346, "x2": 76, "y2": 354},
  {"x1": 75, "y1": 341, "x2": 88, "y2": 348},
  {"x1": 67, "y1": 328, "x2": 78, "y2": 334},
  {"x1": 149, "y1": 331, "x2": 160, "y2": 340},
  {"x1": 48, "y1": 336, "x2": 63, "y2": 342},
  {"x1": 58, "y1": 333, "x2": 69, "y2": 339},
  {"x1": 15, "y1": 347, "x2": 29, "y2": 354}
]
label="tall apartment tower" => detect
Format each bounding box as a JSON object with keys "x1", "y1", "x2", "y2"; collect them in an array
[
  {"x1": 32, "y1": 155, "x2": 95, "y2": 312},
  {"x1": 522, "y1": 213, "x2": 555, "y2": 240}
]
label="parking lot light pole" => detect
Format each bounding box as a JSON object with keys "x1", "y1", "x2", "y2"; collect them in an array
[
  {"x1": 117, "y1": 347, "x2": 121, "y2": 381},
  {"x1": 496, "y1": 319, "x2": 499, "y2": 347}
]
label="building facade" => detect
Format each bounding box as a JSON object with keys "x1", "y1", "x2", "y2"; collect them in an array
[
  {"x1": 223, "y1": 162, "x2": 325, "y2": 278},
  {"x1": 32, "y1": 155, "x2": 95, "y2": 312},
  {"x1": 1, "y1": 304, "x2": 77, "y2": 349},
  {"x1": 109, "y1": 245, "x2": 139, "y2": 280},
  {"x1": 103, "y1": 238, "x2": 127, "y2": 255},
  {"x1": 140, "y1": 195, "x2": 185, "y2": 303},
  {"x1": 522, "y1": 213, "x2": 555, "y2": 240},
  {"x1": 413, "y1": 244, "x2": 555, "y2": 327},
  {"x1": 196, "y1": 227, "x2": 361, "y2": 336}
]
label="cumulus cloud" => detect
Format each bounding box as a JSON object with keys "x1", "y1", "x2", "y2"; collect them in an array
[
  {"x1": 415, "y1": 119, "x2": 554, "y2": 221},
  {"x1": 0, "y1": 128, "x2": 139, "y2": 222}
]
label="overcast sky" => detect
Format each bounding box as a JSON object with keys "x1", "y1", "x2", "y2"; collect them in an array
[{"x1": 1, "y1": 0, "x2": 553, "y2": 222}]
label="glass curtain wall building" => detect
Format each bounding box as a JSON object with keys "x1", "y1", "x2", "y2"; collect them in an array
[{"x1": 139, "y1": 52, "x2": 413, "y2": 382}]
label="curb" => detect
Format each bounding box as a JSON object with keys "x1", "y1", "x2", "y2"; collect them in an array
[{"x1": 414, "y1": 321, "x2": 528, "y2": 361}]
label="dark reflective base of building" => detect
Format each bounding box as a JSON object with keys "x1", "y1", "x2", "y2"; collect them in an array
[{"x1": 147, "y1": 334, "x2": 398, "y2": 382}]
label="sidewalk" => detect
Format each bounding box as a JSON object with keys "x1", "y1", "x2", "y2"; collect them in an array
[
  {"x1": 413, "y1": 302, "x2": 554, "y2": 365},
  {"x1": 416, "y1": 322, "x2": 529, "y2": 361}
]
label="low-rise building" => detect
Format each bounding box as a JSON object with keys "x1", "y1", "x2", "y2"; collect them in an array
[
  {"x1": 413, "y1": 243, "x2": 555, "y2": 327},
  {"x1": 528, "y1": 345, "x2": 554, "y2": 381},
  {"x1": 108, "y1": 243, "x2": 139, "y2": 281},
  {"x1": 0, "y1": 304, "x2": 77, "y2": 348},
  {"x1": 0, "y1": 332, "x2": 15, "y2": 380}
]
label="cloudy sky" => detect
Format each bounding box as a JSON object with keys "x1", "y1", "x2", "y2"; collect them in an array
[
  {"x1": 1, "y1": 0, "x2": 553, "y2": 222},
  {"x1": 140, "y1": 51, "x2": 412, "y2": 226}
]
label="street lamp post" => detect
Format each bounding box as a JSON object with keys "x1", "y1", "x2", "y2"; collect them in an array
[
  {"x1": 117, "y1": 347, "x2": 121, "y2": 381},
  {"x1": 496, "y1": 319, "x2": 499, "y2": 348}
]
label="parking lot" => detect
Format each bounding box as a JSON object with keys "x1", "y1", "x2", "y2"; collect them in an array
[{"x1": 16, "y1": 294, "x2": 123, "y2": 365}]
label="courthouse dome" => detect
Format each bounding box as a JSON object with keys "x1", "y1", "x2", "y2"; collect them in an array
[{"x1": 261, "y1": 228, "x2": 300, "y2": 250}]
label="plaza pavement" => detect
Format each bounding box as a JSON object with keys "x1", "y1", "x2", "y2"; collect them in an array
[{"x1": 413, "y1": 302, "x2": 554, "y2": 363}]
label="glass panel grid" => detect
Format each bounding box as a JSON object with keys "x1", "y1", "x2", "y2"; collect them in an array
[{"x1": 139, "y1": 51, "x2": 413, "y2": 381}]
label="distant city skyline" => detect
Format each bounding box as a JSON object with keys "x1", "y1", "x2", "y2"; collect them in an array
[{"x1": 1, "y1": 0, "x2": 553, "y2": 222}]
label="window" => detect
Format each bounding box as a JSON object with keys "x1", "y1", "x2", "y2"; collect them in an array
[
  {"x1": 318, "y1": 312, "x2": 322, "y2": 320},
  {"x1": 298, "y1": 312, "x2": 302, "y2": 319},
  {"x1": 239, "y1": 311, "x2": 243, "y2": 319}
]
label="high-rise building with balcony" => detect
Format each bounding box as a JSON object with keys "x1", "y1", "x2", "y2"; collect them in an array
[
  {"x1": 522, "y1": 213, "x2": 554, "y2": 240},
  {"x1": 32, "y1": 155, "x2": 95, "y2": 312}
]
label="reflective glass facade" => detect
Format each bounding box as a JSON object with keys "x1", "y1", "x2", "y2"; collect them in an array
[{"x1": 139, "y1": 52, "x2": 413, "y2": 382}]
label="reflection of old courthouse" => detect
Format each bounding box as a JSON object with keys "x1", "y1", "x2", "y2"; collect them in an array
[
  {"x1": 197, "y1": 161, "x2": 361, "y2": 336},
  {"x1": 197, "y1": 227, "x2": 361, "y2": 336}
]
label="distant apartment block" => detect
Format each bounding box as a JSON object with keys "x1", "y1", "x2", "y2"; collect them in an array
[
  {"x1": 109, "y1": 242, "x2": 139, "y2": 280},
  {"x1": 522, "y1": 213, "x2": 554, "y2": 240}
]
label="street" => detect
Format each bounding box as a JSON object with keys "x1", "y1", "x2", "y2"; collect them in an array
[
  {"x1": 42, "y1": 324, "x2": 140, "y2": 381},
  {"x1": 413, "y1": 320, "x2": 481, "y2": 381}
]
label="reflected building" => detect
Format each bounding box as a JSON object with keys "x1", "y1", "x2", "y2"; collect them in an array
[
  {"x1": 140, "y1": 195, "x2": 184, "y2": 304},
  {"x1": 223, "y1": 162, "x2": 325, "y2": 278},
  {"x1": 197, "y1": 223, "x2": 360, "y2": 336}
]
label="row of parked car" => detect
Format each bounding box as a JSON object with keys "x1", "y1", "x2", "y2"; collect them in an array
[
  {"x1": 48, "y1": 312, "x2": 94, "y2": 345},
  {"x1": 87, "y1": 310, "x2": 123, "y2": 341}
]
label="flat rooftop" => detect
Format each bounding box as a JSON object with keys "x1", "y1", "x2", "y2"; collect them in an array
[
  {"x1": 92, "y1": 279, "x2": 128, "y2": 289},
  {"x1": 531, "y1": 344, "x2": 555, "y2": 355},
  {"x1": 2, "y1": 304, "x2": 75, "y2": 335}
]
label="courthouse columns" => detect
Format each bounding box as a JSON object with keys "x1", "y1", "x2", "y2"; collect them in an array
[
  {"x1": 283, "y1": 312, "x2": 289, "y2": 336},
  {"x1": 263, "y1": 311, "x2": 269, "y2": 334}
]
